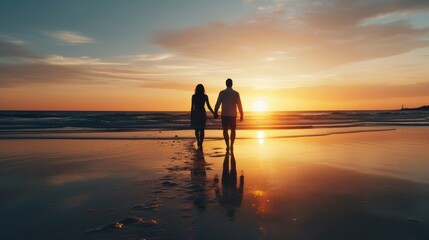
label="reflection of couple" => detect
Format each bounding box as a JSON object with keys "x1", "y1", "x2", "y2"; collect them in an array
[
  {"x1": 215, "y1": 153, "x2": 244, "y2": 220},
  {"x1": 190, "y1": 150, "x2": 208, "y2": 210},
  {"x1": 190, "y1": 78, "x2": 243, "y2": 152}
]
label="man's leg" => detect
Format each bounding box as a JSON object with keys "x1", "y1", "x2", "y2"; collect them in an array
[
  {"x1": 230, "y1": 129, "x2": 236, "y2": 151},
  {"x1": 223, "y1": 129, "x2": 229, "y2": 151},
  {"x1": 222, "y1": 117, "x2": 230, "y2": 152},
  {"x1": 230, "y1": 117, "x2": 237, "y2": 152}
]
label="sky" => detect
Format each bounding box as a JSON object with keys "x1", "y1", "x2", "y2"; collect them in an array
[{"x1": 1, "y1": 0, "x2": 429, "y2": 111}]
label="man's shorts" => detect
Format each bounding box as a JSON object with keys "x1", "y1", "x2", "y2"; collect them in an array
[{"x1": 221, "y1": 116, "x2": 236, "y2": 130}]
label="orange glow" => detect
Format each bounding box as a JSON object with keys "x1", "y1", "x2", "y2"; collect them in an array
[
  {"x1": 253, "y1": 100, "x2": 267, "y2": 112},
  {"x1": 1, "y1": 81, "x2": 428, "y2": 111},
  {"x1": 250, "y1": 188, "x2": 270, "y2": 215},
  {"x1": 252, "y1": 189, "x2": 266, "y2": 197}
]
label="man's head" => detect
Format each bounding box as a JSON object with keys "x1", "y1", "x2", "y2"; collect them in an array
[{"x1": 226, "y1": 78, "x2": 233, "y2": 88}]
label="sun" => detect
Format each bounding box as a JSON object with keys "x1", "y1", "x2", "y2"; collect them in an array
[{"x1": 253, "y1": 100, "x2": 267, "y2": 112}]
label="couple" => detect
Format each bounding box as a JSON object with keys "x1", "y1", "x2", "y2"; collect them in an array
[{"x1": 191, "y1": 78, "x2": 243, "y2": 153}]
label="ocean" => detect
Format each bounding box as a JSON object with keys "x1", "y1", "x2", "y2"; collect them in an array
[
  {"x1": 1, "y1": 110, "x2": 429, "y2": 240},
  {"x1": 1, "y1": 110, "x2": 428, "y2": 134}
]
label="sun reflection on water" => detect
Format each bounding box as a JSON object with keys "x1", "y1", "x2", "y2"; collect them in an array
[
  {"x1": 257, "y1": 130, "x2": 265, "y2": 145},
  {"x1": 253, "y1": 189, "x2": 265, "y2": 197},
  {"x1": 250, "y1": 188, "x2": 270, "y2": 215}
]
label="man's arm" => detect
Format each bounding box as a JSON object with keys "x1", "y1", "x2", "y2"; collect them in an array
[{"x1": 237, "y1": 93, "x2": 243, "y2": 121}]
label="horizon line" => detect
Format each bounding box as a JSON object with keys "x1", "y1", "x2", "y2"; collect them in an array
[{"x1": 0, "y1": 108, "x2": 408, "y2": 112}]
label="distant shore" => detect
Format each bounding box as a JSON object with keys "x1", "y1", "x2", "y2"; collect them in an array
[{"x1": 400, "y1": 105, "x2": 429, "y2": 111}]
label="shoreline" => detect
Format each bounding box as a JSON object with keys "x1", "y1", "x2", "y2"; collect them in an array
[{"x1": 0, "y1": 126, "x2": 398, "y2": 140}]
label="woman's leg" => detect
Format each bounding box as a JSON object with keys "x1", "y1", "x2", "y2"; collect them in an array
[
  {"x1": 195, "y1": 129, "x2": 200, "y2": 144},
  {"x1": 200, "y1": 129, "x2": 205, "y2": 146}
]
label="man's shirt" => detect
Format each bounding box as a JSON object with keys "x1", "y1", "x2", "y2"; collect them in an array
[{"x1": 215, "y1": 87, "x2": 243, "y2": 117}]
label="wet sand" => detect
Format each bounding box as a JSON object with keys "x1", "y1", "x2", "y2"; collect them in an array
[{"x1": 1, "y1": 127, "x2": 429, "y2": 239}]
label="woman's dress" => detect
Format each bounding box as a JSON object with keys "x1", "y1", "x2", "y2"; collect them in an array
[{"x1": 191, "y1": 94, "x2": 207, "y2": 130}]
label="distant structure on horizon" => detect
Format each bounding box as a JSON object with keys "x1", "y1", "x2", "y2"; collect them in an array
[{"x1": 400, "y1": 105, "x2": 429, "y2": 111}]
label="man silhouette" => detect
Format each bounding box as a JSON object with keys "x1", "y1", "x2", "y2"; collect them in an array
[
  {"x1": 214, "y1": 153, "x2": 244, "y2": 220},
  {"x1": 214, "y1": 78, "x2": 243, "y2": 153}
]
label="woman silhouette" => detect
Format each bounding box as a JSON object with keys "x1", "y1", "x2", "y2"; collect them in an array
[{"x1": 191, "y1": 84, "x2": 214, "y2": 151}]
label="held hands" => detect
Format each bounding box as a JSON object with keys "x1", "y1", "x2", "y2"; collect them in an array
[{"x1": 212, "y1": 113, "x2": 242, "y2": 120}]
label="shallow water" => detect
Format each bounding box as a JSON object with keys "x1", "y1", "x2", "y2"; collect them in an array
[
  {"x1": 1, "y1": 127, "x2": 429, "y2": 239},
  {"x1": 1, "y1": 110, "x2": 428, "y2": 133}
]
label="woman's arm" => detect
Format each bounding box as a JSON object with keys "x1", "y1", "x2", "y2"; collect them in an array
[
  {"x1": 190, "y1": 95, "x2": 194, "y2": 116},
  {"x1": 205, "y1": 95, "x2": 215, "y2": 114}
]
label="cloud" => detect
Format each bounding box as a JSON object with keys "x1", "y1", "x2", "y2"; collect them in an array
[
  {"x1": 3, "y1": 0, "x2": 429, "y2": 92},
  {"x1": 139, "y1": 81, "x2": 196, "y2": 91},
  {"x1": 0, "y1": 38, "x2": 37, "y2": 58},
  {"x1": 0, "y1": 35, "x2": 26, "y2": 45},
  {"x1": 0, "y1": 63, "x2": 92, "y2": 86},
  {"x1": 0, "y1": 52, "x2": 204, "y2": 87},
  {"x1": 269, "y1": 81, "x2": 429, "y2": 101},
  {"x1": 153, "y1": 0, "x2": 429, "y2": 73},
  {"x1": 46, "y1": 31, "x2": 95, "y2": 44},
  {"x1": 0, "y1": 63, "x2": 156, "y2": 87},
  {"x1": 131, "y1": 54, "x2": 173, "y2": 62},
  {"x1": 37, "y1": 55, "x2": 125, "y2": 66},
  {"x1": 300, "y1": 0, "x2": 429, "y2": 28},
  {"x1": 0, "y1": 39, "x2": 126, "y2": 86}
]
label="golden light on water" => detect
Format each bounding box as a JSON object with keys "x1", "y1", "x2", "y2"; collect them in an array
[
  {"x1": 115, "y1": 222, "x2": 124, "y2": 229},
  {"x1": 257, "y1": 131, "x2": 265, "y2": 145},
  {"x1": 253, "y1": 189, "x2": 266, "y2": 197},
  {"x1": 250, "y1": 188, "x2": 270, "y2": 215}
]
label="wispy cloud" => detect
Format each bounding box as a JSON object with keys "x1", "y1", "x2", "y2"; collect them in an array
[
  {"x1": 46, "y1": 31, "x2": 95, "y2": 44},
  {"x1": 132, "y1": 54, "x2": 173, "y2": 62},
  {"x1": 2, "y1": 0, "x2": 429, "y2": 93},
  {"x1": 0, "y1": 53, "x2": 200, "y2": 87},
  {"x1": 278, "y1": 82, "x2": 429, "y2": 101},
  {"x1": 37, "y1": 55, "x2": 125, "y2": 66},
  {"x1": 0, "y1": 35, "x2": 26, "y2": 45},
  {"x1": 0, "y1": 63, "x2": 92, "y2": 87},
  {"x1": 139, "y1": 81, "x2": 196, "y2": 91},
  {"x1": 0, "y1": 38, "x2": 36, "y2": 58},
  {"x1": 0, "y1": 44, "x2": 227, "y2": 87},
  {"x1": 153, "y1": 0, "x2": 429, "y2": 73}
]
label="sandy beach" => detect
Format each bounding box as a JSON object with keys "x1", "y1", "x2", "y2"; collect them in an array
[
  {"x1": 3, "y1": 0, "x2": 429, "y2": 238},
  {"x1": 1, "y1": 127, "x2": 429, "y2": 239}
]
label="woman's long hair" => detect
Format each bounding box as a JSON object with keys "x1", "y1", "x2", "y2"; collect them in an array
[
  {"x1": 193, "y1": 84, "x2": 205, "y2": 105},
  {"x1": 195, "y1": 84, "x2": 205, "y2": 96}
]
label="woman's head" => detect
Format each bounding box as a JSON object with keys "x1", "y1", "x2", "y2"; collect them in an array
[{"x1": 195, "y1": 84, "x2": 205, "y2": 95}]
